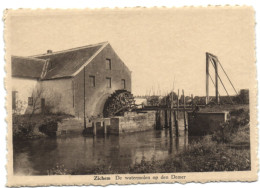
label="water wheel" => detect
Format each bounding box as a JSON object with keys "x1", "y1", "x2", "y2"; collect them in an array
[{"x1": 103, "y1": 90, "x2": 136, "y2": 117}]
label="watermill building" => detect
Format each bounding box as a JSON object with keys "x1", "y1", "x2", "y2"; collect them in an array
[{"x1": 11, "y1": 42, "x2": 132, "y2": 119}]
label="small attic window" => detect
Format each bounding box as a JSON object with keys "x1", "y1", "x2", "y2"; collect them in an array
[{"x1": 106, "y1": 59, "x2": 111, "y2": 70}]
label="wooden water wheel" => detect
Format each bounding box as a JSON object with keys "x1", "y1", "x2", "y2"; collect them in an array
[{"x1": 103, "y1": 90, "x2": 136, "y2": 117}]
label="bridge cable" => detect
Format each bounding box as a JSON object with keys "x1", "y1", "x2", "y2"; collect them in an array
[
  {"x1": 208, "y1": 73, "x2": 221, "y2": 97},
  {"x1": 209, "y1": 57, "x2": 233, "y2": 104},
  {"x1": 216, "y1": 58, "x2": 244, "y2": 103},
  {"x1": 215, "y1": 58, "x2": 239, "y2": 95}
]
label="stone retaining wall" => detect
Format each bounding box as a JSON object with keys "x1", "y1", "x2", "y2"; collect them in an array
[{"x1": 110, "y1": 111, "x2": 156, "y2": 134}]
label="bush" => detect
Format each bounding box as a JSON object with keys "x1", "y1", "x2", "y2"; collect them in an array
[
  {"x1": 172, "y1": 137, "x2": 250, "y2": 172},
  {"x1": 212, "y1": 121, "x2": 234, "y2": 143},
  {"x1": 212, "y1": 107, "x2": 249, "y2": 144},
  {"x1": 47, "y1": 164, "x2": 70, "y2": 175},
  {"x1": 13, "y1": 114, "x2": 69, "y2": 140},
  {"x1": 129, "y1": 155, "x2": 159, "y2": 173},
  {"x1": 13, "y1": 114, "x2": 37, "y2": 139}
]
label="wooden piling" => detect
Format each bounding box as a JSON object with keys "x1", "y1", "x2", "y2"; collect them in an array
[
  {"x1": 191, "y1": 94, "x2": 194, "y2": 110},
  {"x1": 156, "y1": 110, "x2": 162, "y2": 130},
  {"x1": 182, "y1": 89, "x2": 187, "y2": 130},
  {"x1": 103, "y1": 121, "x2": 107, "y2": 134},
  {"x1": 164, "y1": 109, "x2": 168, "y2": 128},
  {"x1": 92, "y1": 121, "x2": 96, "y2": 136},
  {"x1": 177, "y1": 89, "x2": 180, "y2": 118},
  {"x1": 174, "y1": 110, "x2": 179, "y2": 137},
  {"x1": 169, "y1": 92, "x2": 173, "y2": 131},
  {"x1": 169, "y1": 109, "x2": 172, "y2": 130}
]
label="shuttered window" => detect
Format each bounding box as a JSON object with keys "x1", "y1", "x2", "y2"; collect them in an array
[
  {"x1": 106, "y1": 77, "x2": 111, "y2": 88},
  {"x1": 106, "y1": 59, "x2": 111, "y2": 70},
  {"x1": 121, "y1": 79, "x2": 126, "y2": 89}
]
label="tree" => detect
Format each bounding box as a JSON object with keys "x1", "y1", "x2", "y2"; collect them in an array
[
  {"x1": 30, "y1": 85, "x2": 45, "y2": 116},
  {"x1": 160, "y1": 92, "x2": 178, "y2": 107},
  {"x1": 30, "y1": 85, "x2": 62, "y2": 115}
]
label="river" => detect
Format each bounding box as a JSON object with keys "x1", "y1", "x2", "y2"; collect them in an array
[{"x1": 13, "y1": 120, "x2": 189, "y2": 175}]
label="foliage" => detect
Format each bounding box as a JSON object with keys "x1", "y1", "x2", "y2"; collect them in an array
[
  {"x1": 12, "y1": 114, "x2": 37, "y2": 139},
  {"x1": 12, "y1": 99, "x2": 27, "y2": 115},
  {"x1": 159, "y1": 92, "x2": 178, "y2": 106},
  {"x1": 212, "y1": 121, "x2": 234, "y2": 143},
  {"x1": 212, "y1": 107, "x2": 249, "y2": 143},
  {"x1": 30, "y1": 85, "x2": 45, "y2": 116},
  {"x1": 13, "y1": 114, "x2": 71, "y2": 140},
  {"x1": 147, "y1": 96, "x2": 160, "y2": 106},
  {"x1": 129, "y1": 155, "x2": 159, "y2": 173},
  {"x1": 175, "y1": 137, "x2": 250, "y2": 172},
  {"x1": 47, "y1": 164, "x2": 70, "y2": 175}
]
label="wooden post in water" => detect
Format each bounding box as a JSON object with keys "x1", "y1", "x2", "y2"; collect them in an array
[
  {"x1": 177, "y1": 89, "x2": 179, "y2": 118},
  {"x1": 103, "y1": 121, "x2": 107, "y2": 134},
  {"x1": 92, "y1": 121, "x2": 96, "y2": 136},
  {"x1": 169, "y1": 92, "x2": 173, "y2": 131},
  {"x1": 174, "y1": 110, "x2": 179, "y2": 137},
  {"x1": 156, "y1": 110, "x2": 162, "y2": 130},
  {"x1": 182, "y1": 89, "x2": 187, "y2": 130},
  {"x1": 164, "y1": 109, "x2": 168, "y2": 128},
  {"x1": 191, "y1": 94, "x2": 194, "y2": 110}
]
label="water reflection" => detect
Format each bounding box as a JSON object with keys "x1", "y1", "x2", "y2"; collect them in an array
[{"x1": 14, "y1": 121, "x2": 190, "y2": 175}]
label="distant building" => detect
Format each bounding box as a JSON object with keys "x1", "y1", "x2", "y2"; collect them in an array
[
  {"x1": 12, "y1": 42, "x2": 132, "y2": 118},
  {"x1": 134, "y1": 96, "x2": 147, "y2": 108}
]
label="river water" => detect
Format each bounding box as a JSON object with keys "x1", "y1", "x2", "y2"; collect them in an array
[{"x1": 13, "y1": 120, "x2": 189, "y2": 175}]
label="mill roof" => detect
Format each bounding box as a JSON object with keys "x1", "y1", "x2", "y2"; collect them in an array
[
  {"x1": 11, "y1": 56, "x2": 48, "y2": 79},
  {"x1": 11, "y1": 41, "x2": 109, "y2": 80}
]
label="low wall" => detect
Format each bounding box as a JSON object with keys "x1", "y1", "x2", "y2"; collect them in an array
[
  {"x1": 57, "y1": 117, "x2": 111, "y2": 135},
  {"x1": 57, "y1": 112, "x2": 156, "y2": 135},
  {"x1": 57, "y1": 118, "x2": 85, "y2": 135},
  {"x1": 187, "y1": 111, "x2": 229, "y2": 136},
  {"x1": 110, "y1": 111, "x2": 156, "y2": 134}
]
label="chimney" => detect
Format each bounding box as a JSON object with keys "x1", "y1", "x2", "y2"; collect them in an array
[{"x1": 47, "y1": 50, "x2": 53, "y2": 54}]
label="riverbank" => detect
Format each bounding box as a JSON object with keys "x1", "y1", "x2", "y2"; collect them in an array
[
  {"x1": 13, "y1": 114, "x2": 73, "y2": 140},
  {"x1": 48, "y1": 132, "x2": 250, "y2": 175},
  {"x1": 47, "y1": 104, "x2": 250, "y2": 174}
]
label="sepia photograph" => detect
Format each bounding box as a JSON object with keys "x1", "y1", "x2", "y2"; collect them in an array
[{"x1": 5, "y1": 7, "x2": 257, "y2": 186}]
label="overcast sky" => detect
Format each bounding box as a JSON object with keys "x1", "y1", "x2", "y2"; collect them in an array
[{"x1": 9, "y1": 8, "x2": 255, "y2": 96}]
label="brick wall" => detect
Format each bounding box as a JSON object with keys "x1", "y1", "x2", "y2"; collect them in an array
[
  {"x1": 110, "y1": 112, "x2": 156, "y2": 134},
  {"x1": 74, "y1": 44, "x2": 131, "y2": 118}
]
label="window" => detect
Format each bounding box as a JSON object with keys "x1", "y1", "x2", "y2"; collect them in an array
[
  {"x1": 28, "y1": 97, "x2": 33, "y2": 106},
  {"x1": 121, "y1": 79, "x2": 126, "y2": 89},
  {"x1": 106, "y1": 77, "x2": 111, "y2": 88},
  {"x1": 89, "y1": 76, "x2": 95, "y2": 87},
  {"x1": 106, "y1": 59, "x2": 111, "y2": 70},
  {"x1": 12, "y1": 91, "x2": 17, "y2": 110}
]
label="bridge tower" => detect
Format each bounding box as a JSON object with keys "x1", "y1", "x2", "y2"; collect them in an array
[{"x1": 206, "y1": 52, "x2": 220, "y2": 105}]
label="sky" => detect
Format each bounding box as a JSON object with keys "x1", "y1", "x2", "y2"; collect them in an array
[{"x1": 8, "y1": 8, "x2": 255, "y2": 96}]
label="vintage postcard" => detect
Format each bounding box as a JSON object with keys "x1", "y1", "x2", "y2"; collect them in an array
[{"x1": 5, "y1": 7, "x2": 257, "y2": 186}]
